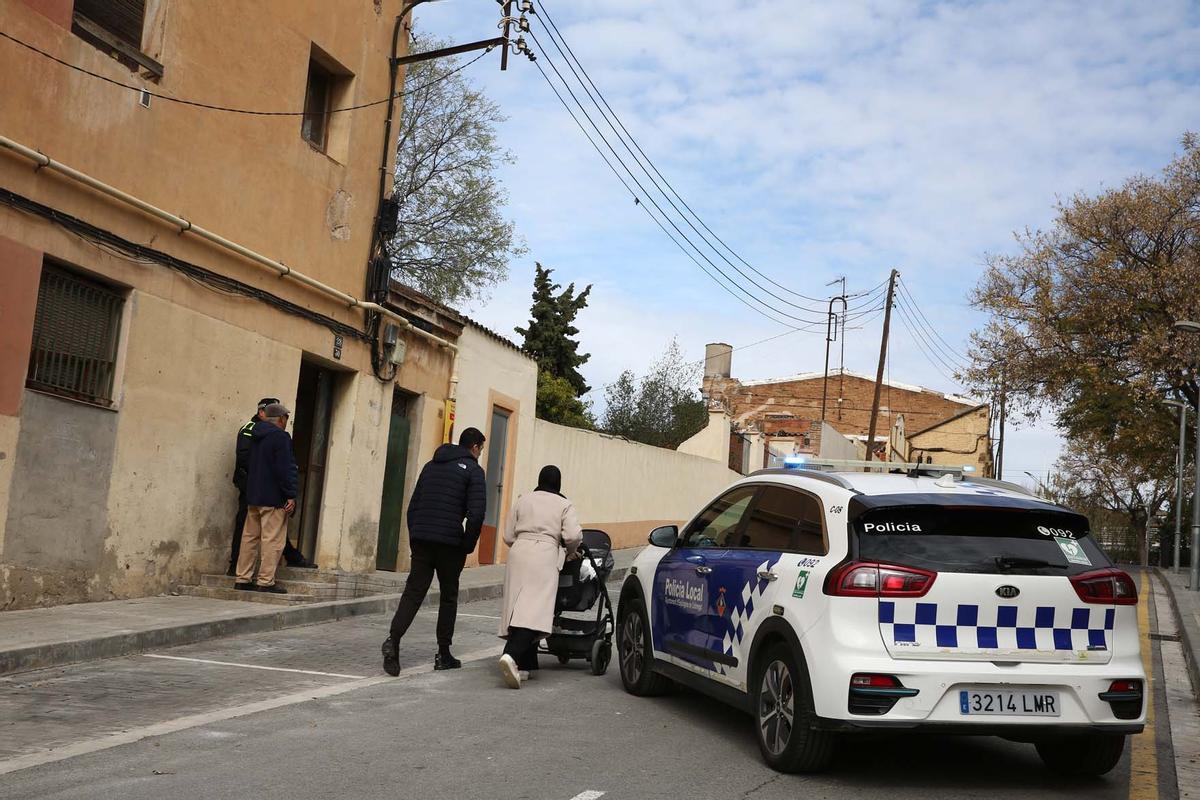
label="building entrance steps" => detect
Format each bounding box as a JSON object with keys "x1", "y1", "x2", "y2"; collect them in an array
[{"x1": 0, "y1": 546, "x2": 643, "y2": 677}]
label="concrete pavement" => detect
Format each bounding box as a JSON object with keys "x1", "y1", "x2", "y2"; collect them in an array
[
  {"x1": 0, "y1": 547, "x2": 640, "y2": 676},
  {"x1": 0, "y1": 572, "x2": 1189, "y2": 800}
]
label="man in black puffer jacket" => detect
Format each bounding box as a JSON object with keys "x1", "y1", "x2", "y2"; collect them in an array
[{"x1": 382, "y1": 427, "x2": 487, "y2": 675}]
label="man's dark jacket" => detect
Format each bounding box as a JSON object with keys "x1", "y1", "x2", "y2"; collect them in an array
[
  {"x1": 407, "y1": 443, "x2": 486, "y2": 552},
  {"x1": 232, "y1": 417, "x2": 256, "y2": 495},
  {"x1": 245, "y1": 421, "x2": 299, "y2": 509}
]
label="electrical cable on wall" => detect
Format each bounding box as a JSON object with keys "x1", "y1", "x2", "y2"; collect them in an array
[{"x1": 0, "y1": 30, "x2": 492, "y2": 116}]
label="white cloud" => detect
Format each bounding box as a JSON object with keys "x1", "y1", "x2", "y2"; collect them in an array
[{"x1": 415, "y1": 0, "x2": 1199, "y2": 476}]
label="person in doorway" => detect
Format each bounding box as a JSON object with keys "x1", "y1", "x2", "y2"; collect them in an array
[
  {"x1": 497, "y1": 465, "x2": 582, "y2": 689},
  {"x1": 381, "y1": 427, "x2": 487, "y2": 676},
  {"x1": 235, "y1": 403, "x2": 299, "y2": 594},
  {"x1": 230, "y1": 398, "x2": 315, "y2": 575}
]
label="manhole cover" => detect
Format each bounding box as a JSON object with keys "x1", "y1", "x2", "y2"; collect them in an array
[{"x1": 1150, "y1": 633, "x2": 1181, "y2": 642}]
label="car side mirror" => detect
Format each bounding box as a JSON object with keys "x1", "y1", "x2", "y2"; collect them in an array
[{"x1": 648, "y1": 525, "x2": 678, "y2": 548}]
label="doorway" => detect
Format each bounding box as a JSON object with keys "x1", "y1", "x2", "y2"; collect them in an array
[
  {"x1": 289, "y1": 359, "x2": 337, "y2": 563},
  {"x1": 376, "y1": 390, "x2": 414, "y2": 571},
  {"x1": 478, "y1": 405, "x2": 511, "y2": 564}
]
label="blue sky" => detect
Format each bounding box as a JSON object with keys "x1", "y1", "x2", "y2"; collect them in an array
[{"x1": 412, "y1": 0, "x2": 1200, "y2": 485}]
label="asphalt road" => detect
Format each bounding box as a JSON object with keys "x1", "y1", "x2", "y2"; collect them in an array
[{"x1": 0, "y1": 581, "x2": 1181, "y2": 800}]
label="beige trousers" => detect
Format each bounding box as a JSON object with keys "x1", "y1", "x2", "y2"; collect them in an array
[{"x1": 236, "y1": 506, "x2": 288, "y2": 586}]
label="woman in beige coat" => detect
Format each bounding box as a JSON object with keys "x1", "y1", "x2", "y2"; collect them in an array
[{"x1": 498, "y1": 465, "x2": 582, "y2": 689}]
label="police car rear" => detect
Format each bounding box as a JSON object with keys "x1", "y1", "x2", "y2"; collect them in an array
[{"x1": 823, "y1": 476, "x2": 1144, "y2": 776}]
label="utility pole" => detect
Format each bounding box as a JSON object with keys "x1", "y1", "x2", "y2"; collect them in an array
[
  {"x1": 819, "y1": 277, "x2": 846, "y2": 425},
  {"x1": 865, "y1": 270, "x2": 899, "y2": 464},
  {"x1": 1166, "y1": 399, "x2": 1188, "y2": 572}
]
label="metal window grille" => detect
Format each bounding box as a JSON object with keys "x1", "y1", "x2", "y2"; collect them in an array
[{"x1": 26, "y1": 264, "x2": 124, "y2": 406}]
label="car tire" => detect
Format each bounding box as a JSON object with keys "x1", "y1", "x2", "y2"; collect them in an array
[
  {"x1": 1035, "y1": 734, "x2": 1125, "y2": 777},
  {"x1": 752, "y1": 643, "x2": 835, "y2": 773},
  {"x1": 617, "y1": 598, "x2": 670, "y2": 696}
]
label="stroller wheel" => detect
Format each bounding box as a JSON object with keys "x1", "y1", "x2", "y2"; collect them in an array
[
  {"x1": 590, "y1": 639, "x2": 611, "y2": 676},
  {"x1": 556, "y1": 654, "x2": 571, "y2": 665}
]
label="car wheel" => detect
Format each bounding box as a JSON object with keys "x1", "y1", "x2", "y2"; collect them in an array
[
  {"x1": 617, "y1": 598, "x2": 670, "y2": 696},
  {"x1": 1035, "y1": 734, "x2": 1125, "y2": 777},
  {"x1": 753, "y1": 643, "x2": 835, "y2": 773}
]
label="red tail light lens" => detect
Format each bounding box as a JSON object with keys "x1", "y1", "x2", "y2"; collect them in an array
[
  {"x1": 825, "y1": 561, "x2": 937, "y2": 598},
  {"x1": 1107, "y1": 679, "x2": 1141, "y2": 694},
  {"x1": 1070, "y1": 568, "x2": 1138, "y2": 605},
  {"x1": 850, "y1": 673, "x2": 901, "y2": 688}
]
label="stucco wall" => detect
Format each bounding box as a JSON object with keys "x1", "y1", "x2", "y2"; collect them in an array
[
  {"x1": 908, "y1": 406, "x2": 993, "y2": 473},
  {"x1": 453, "y1": 324, "x2": 537, "y2": 566},
  {"x1": 519, "y1": 421, "x2": 742, "y2": 552},
  {"x1": 677, "y1": 410, "x2": 731, "y2": 462}
]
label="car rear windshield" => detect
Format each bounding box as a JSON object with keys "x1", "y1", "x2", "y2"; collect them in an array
[{"x1": 852, "y1": 505, "x2": 1110, "y2": 576}]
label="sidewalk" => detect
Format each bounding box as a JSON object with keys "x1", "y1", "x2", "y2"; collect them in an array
[
  {"x1": 1157, "y1": 567, "x2": 1200, "y2": 698},
  {"x1": 0, "y1": 546, "x2": 642, "y2": 676}
]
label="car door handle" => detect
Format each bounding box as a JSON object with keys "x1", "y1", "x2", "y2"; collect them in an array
[
  {"x1": 757, "y1": 570, "x2": 777, "y2": 582},
  {"x1": 695, "y1": 566, "x2": 712, "y2": 575}
]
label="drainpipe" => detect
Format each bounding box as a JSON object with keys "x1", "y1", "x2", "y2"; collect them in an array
[{"x1": 0, "y1": 134, "x2": 456, "y2": 356}]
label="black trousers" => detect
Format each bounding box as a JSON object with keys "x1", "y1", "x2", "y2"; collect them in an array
[
  {"x1": 231, "y1": 494, "x2": 305, "y2": 571},
  {"x1": 389, "y1": 540, "x2": 467, "y2": 650},
  {"x1": 503, "y1": 626, "x2": 542, "y2": 671}
]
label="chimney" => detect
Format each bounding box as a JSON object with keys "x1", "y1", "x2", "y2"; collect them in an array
[{"x1": 704, "y1": 342, "x2": 733, "y2": 379}]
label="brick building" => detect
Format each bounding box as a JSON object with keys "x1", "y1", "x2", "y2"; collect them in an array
[{"x1": 700, "y1": 343, "x2": 993, "y2": 475}]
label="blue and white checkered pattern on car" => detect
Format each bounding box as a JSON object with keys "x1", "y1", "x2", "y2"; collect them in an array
[
  {"x1": 878, "y1": 602, "x2": 1115, "y2": 651},
  {"x1": 715, "y1": 554, "x2": 782, "y2": 676}
]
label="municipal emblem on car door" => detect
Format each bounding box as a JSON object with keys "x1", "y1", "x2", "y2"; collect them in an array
[
  {"x1": 715, "y1": 587, "x2": 727, "y2": 617},
  {"x1": 996, "y1": 585, "x2": 1020, "y2": 599}
]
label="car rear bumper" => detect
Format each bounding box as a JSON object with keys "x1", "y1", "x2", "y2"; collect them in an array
[{"x1": 814, "y1": 717, "x2": 1144, "y2": 737}]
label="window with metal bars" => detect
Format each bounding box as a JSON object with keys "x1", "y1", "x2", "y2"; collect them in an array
[{"x1": 26, "y1": 263, "x2": 125, "y2": 407}]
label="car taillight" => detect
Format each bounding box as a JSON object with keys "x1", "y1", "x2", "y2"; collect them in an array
[
  {"x1": 1070, "y1": 568, "x2": 1138, "y2": 605},
  {"x1": 825, "y1": 561, "x2": 937, "y2": 597},
  {"x1": 850, "y1": 674, "x2": 901, "y2": 688},
  {"x1": 1107, "y1": 679, "x2": 1141, "y2": 694}
]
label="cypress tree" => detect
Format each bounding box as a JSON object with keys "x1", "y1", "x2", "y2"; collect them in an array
[{"x1": 515, "y1": 262, "x2": 592, "y2": 395}]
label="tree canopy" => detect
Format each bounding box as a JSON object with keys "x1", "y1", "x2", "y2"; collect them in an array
[
  {"x1": 964, "y1": 134, "x2": 1199, "y2": 553},
  {"x1": 515, "y1": 263, "x2": 593, "y2": 426},
  {"x1": 387, "y1": 34, "x2": 526, "y2": 305},
  {"x1": 600, "y1": 339, "x2": 708, "y2": 449}
]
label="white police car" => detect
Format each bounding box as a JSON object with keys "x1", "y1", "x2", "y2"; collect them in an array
[{"x1": 616, "y1": 463, "x2": 1145, "y2": 775}]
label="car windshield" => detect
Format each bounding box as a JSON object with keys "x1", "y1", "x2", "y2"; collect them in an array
[{"x1": 852, "y1": 505, "x2": 1110, "y2": 576}]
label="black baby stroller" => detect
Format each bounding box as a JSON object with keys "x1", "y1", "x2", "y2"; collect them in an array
[{"x1": 540, "y1": 529, "x2": 616, "y2": 675}]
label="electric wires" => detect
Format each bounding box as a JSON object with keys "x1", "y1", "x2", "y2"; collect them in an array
[
  {"x1": 0, "y1": 29, "x2": 493, "y2": 116},
  {"x1": 522, "y1": 1, "x2": 878, "y2": 332}
]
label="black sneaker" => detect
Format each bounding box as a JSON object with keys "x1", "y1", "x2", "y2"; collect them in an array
[
  {"x1": 434, "y1": 652, "x2": 462, "y2": 671},
  {"x1": 381, "y1": 637, "x2": 400, "y2": 677},
  {"x1": 234, "y1": 582, "x2": 256, "y2": 591},
  {"x1": 257, "y1": 583, "x2": 288, "y2": 594}
]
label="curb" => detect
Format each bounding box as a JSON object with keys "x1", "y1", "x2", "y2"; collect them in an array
[
  {"x1": 0, "y1": 566, "x2": 628, "y2": 677},
  {"x1": 1154, "y1": 567, "x2": 1200, "y2": 698}
]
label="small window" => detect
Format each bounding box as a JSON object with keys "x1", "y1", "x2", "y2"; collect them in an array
[
  {"x1": 301, "y1": 60, "x2": 333, "y2": 150},
  {"x1": 682, "y1": 486, "x2": 756, "y2": 548},
  {"x1": 738, "y1": 486, "x2": 827, "y2": 553},
  {"x1": 301, "y1": 46, "x2": 354, "y2": 160},
  {"x1": 72, "y1": 0, "x2": 163, "y2": 78},
  {"x1": 26, "y1": 262, "x2": 125, "y2": 407}
]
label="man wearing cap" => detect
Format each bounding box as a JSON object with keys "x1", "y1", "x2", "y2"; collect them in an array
[
  {"x1": 229, "y1": 398, "x2": 313, "y2": 576},
  {"x1": 236, "y1": 402, "x2": 299, "y2": 594}
]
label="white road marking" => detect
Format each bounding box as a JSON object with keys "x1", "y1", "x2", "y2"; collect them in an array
[
  {"x1": 144, "y1": 654, "x2": 365, "y2": 680},
  {"x1": 0, "y1": 645, "x2": 503, "y2": 777},
  {"x1": 567, "y1": 792, "x2": 605, "y2": 800},
  {"x1": 457, "y1": 612, "x2": 501, "y2": 620}
]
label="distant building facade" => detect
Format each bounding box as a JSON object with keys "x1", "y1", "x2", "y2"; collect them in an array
[{"x1": 700, "y1": 343, "x2": 993, "y2": 475}]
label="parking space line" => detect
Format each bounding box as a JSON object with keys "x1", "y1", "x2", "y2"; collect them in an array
[
  {"x1": 1129, "y1": 571, "x2": 1158, "y2": 800},
  {"x1": 0, "y1": 645, "x2": 503, "y2": 777},
  {"x1": 567, "y1": 792, "x2": 605, "y2": 800},
  {"x1": 458, "y1": 612, "x2": 500, "y2": 620},
  {"x1": 143, "y1": 654, "x2": 365, "y2": 679}
]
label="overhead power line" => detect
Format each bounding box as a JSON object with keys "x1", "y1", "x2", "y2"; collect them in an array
[
  {"x1": 528, "y1": 3, "x2": 875, "y2": 314},
  {"x1": 0, "y1": 29, "x2": 493, "y2": 116},
  {"x1": 897, "y1": 278, "x2": 970, "y2": 367}
]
